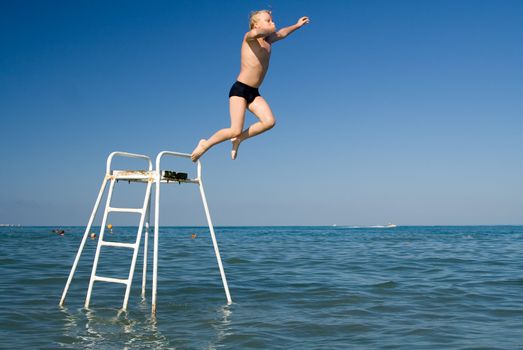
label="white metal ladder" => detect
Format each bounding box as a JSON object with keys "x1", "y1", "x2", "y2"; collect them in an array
[
  {"x1": 85, "y1": 169, "x2": 153, "y2": 310},
  {"x1": 59, "y1": 151, "x2": 232, "y2": 314}
]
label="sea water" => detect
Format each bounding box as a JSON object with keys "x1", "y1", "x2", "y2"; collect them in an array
[{"x1": 0, "y1": 226, "x2": 522, "y2": 349}]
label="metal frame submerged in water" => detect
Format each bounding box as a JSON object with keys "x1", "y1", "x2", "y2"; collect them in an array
[{"x1": 59, "y1": 151, "x2": 232, "y2": 314}]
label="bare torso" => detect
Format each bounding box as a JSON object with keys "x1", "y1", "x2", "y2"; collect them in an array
[{"x1": 236, "y1": 35, "x2": 272, "y2": 88}]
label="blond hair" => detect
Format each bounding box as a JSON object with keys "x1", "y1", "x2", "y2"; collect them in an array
[{"x1": 249, "y1": 10, "x2": 271, "y2": 29}]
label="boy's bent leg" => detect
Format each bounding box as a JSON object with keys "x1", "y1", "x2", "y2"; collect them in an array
[
  {"x1": 246, "y1": 96, "x2": 276, "y2": 138},
  {"x1": 244, "y1": 97, "x2": 277, "y2": 138},
  {"x1": 227, "y1": 97, "x2": 248, "y2": 160},
  {"x1": 191, "y1": 97, "x2": 247, "y2": 162},
  {"x1": 232, "y1": 96, "x2": 276, "y2": 160}
]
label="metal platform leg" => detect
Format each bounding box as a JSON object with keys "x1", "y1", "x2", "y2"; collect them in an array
[
  {"x1": 152, "y1": 165, "x2": 161, "y2": 315},
  {"x1": 197, "y1": 162, "x2": 232, "y2": 305}
]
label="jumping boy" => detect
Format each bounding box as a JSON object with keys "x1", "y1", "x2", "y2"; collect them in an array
[{"x1": 191, "y1": 10, "x2": 310, "y2": 162}]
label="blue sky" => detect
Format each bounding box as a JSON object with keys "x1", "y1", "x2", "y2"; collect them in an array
[{"x1": 1, "y1": 0, "x2": 522, "y2": 226}]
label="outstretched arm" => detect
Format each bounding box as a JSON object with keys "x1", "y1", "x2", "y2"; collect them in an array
[
  {"x1": 267, "y1": 16, "x2": 310, "y2": 44},
  {"x1": 246, "y1": 27, "x2": 276, "y2": 41}
]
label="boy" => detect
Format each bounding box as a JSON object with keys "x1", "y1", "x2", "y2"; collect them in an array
[{"x1": 191, "y1": 10, "x2": 310, "y2": 162}]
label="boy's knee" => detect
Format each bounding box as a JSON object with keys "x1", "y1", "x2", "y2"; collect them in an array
[
  {"x1": 230, "y1": 128, "x2": 242, "y2": 138},
  {"x1": 266, "y1": 118, "x2": 276, "y2": 129}
]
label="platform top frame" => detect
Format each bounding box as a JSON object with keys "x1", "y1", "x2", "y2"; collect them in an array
[{"x1": 106, "y1": 151, "x2": 201, "y2": 184}]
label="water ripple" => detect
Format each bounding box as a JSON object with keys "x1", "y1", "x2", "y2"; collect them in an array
[{"x1": 1, "y1": 226, "x2": 523, "y2": 349}]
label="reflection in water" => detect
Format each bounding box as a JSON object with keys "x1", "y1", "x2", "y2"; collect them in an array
[
  {"x1": 57, "y1": 295, "x2": 235, "y2": 349},
  {"x1": 58, "y1": 305, "x2": 84, "y2": 347},
  {"x1": 58, "y1": 305, "x2": 173, "y2": 349},
  {"x1": 83, "y1": 308, "x2": 104, "y2": 349},
  {"x1": 58, "y1": 306, "x2": 105, "y2": 349},
  {"x1": 207, "y1": 303, "x2": 233, "y2": 350},
  {"x1": 58, "y1": 306, "x2": 101, "y2": 349}
]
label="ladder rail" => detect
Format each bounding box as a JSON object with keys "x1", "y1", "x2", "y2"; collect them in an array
[
  {"x1": 59, "y1": 176, "x2": 108, "y2": 306},
  {"x1": 142, "y1": 198, "x2": 151, "y2": 298},
  {"x1": 85, "y1": 178, "x2": 117, "y2": 308},
  {"x1": 122, "y1": 179, "x2": 153, "y2": 310}
]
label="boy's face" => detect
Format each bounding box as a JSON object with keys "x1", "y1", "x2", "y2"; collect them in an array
[{"x1": 254, "y1": 12, "x2": 276, "y2": 31}]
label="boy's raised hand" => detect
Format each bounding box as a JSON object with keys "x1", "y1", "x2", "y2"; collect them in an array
[
  {"x1": 266, "y1": 15, "x2": 309, "y2": 44},
  {"x1": 297, "y1": 16, "x2": 310, "y2": 27}
]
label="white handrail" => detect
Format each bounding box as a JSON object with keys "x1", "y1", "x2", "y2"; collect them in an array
[
  {"x1": 155, "y1": 151, "x2": 192, "y2": 172},
  {"x1": 106, "y1": 151, "x2": 152, "y2": 173}
]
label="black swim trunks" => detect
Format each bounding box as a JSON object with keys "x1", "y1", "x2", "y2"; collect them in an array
[{"x1": 229, "y1": 81, "x2": 260, "y2": 104}]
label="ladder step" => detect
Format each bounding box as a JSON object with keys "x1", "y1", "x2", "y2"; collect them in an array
[
  {"x1": 93, "y1": 276, "x2": 129, "y2": 285},
  {"x1": 100, "y1": 241, "x2": 136, "y2": 249},
  {"x1": 107, "y1": 207, "x2": 143, "y2": 214}
]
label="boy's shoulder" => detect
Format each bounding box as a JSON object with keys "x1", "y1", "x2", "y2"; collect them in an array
[{"x1": 242, "y1": 32, "x2": 272, "y2": 45}]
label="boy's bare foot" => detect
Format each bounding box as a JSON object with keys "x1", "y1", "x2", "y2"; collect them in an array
[
  {"x1": 191, "y1": 139, "x2": 208, "y2": 162},
  {"x1": 231, "y1": 137, "x2": 242, "y2": 160}
]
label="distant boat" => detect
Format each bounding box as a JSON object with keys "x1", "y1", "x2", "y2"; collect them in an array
[
  {"x1": 368, "y1": 223, "x2": 397, "y2": 228},
  {"x1": 337, "y1": 224, "x2": 397, "y2": 229}
]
